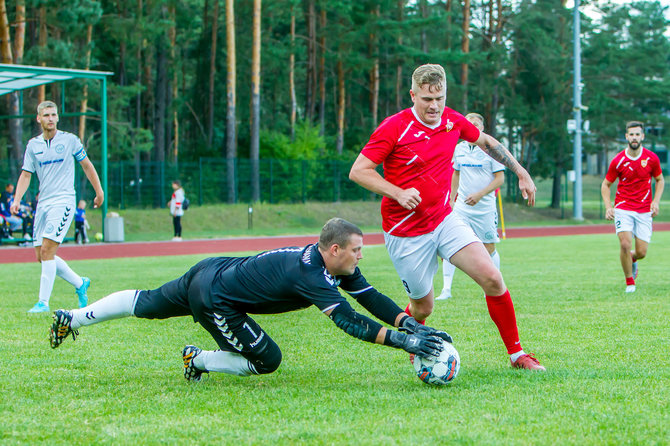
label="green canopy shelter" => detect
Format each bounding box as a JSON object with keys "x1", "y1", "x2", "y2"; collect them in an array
[{"x1": 0, "y1": 63, "x2": 114, "y2": 237}]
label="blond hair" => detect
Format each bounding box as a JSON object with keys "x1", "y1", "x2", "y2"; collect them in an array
[
  {"x1": 37, "y1": 101, "x2": 58, "y2": 115},
  {"x1": 465, "y1": 113, "x2": 484, "y2": 128},
  {"x1": 411, "y1": 64, "x2": 446, "y2": 93}
]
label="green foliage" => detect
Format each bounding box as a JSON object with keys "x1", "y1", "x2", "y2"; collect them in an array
[
  {"x1": 2, "y1": 233, "x2": 669, "y2": 443},
  {"x1": 260, "y1": 120, "x2": 326, "y2": 160}
]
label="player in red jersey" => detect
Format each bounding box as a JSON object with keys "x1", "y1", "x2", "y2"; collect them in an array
[
  {"x1": 601, "y1": 121, "x2": 664, "y2": 293},
  {"x1": 349, "y1": 64, "x2": 544, "y2": 371}
]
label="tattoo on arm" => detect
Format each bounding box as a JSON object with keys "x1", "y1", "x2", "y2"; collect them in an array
[{"x1": 484, "y1": 142, "x2": 518, "y2": 172}]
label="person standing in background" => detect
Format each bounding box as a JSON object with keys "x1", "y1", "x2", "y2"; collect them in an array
[{"x1": 169, "y1": 180, "x2": 185, "y2": 241}]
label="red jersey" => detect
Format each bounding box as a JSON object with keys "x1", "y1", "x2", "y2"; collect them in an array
[
  {"x1": 605, "y1": 147, "x2": 662, "y2": 213},
  {"x1": 361, "y1": 107, "x2": 480, "y2": 236}
]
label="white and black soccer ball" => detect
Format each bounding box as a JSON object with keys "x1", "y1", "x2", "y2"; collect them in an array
[{"x1": 412, "y1": 339, "x2": 460, "y2": 385}]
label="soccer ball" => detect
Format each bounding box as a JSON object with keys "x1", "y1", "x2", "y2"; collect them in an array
[
  {"x1": 412, "y1": 340, "x2": 460, "y2": 385},
  {"x1": 94, "y1": 232, "x2": 103, "y2": 242}
]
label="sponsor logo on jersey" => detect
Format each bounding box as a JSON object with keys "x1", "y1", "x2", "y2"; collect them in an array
[{"x1": 413, "y1": 130, "x2": 425, "y2": 138}]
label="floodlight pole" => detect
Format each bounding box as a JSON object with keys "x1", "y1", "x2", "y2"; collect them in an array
[{"x1": 572, "y1": 0, "x2": 584, "y2": 220}]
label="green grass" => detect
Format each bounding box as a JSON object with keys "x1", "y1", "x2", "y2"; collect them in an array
[{"x1": 2, "y1": 232, "x2": 669, "y2": 444}]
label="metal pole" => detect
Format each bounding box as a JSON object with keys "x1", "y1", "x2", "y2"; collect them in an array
[
  {"x1": 573, "y1": 0, "x2": 584, "y2": 220},
  {"x1": 101, "y1": 76, "x2": 109, "y2": 238}
]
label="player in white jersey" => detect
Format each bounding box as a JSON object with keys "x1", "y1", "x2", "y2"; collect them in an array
[
  {"x1": 437, "y1": 113, "x2": 505, "y2": 300},
  {"x1": 10, "y1": 101, "x2": 104, "y2": 313}
]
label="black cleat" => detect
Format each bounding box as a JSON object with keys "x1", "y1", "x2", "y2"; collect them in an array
[
  {"x1": 182, "y1": 345, "x2": 208, "y2": 382},
  {"x1": 50, "y1": 310, "x2": 78, "y2": 349}
]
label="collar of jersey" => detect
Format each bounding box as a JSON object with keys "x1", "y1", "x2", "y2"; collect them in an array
[
  {"x1": 410, "y1": 107, "x2": 442, "y2": 130},
  {"x1": 625, "y1": 147, "x2": 644, "y2": 161}
]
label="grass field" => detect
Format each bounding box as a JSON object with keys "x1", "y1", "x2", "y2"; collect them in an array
[{"x1": 2, "y1": 232, "x2": 669, "y2": 444}]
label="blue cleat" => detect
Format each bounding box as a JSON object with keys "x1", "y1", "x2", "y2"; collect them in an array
[
  {"x1": 76, "y1": 277, "x2": 90, "y2": 308},
  {"x1": 28, "y1": 301, "x2": 50, "y2": 313}
]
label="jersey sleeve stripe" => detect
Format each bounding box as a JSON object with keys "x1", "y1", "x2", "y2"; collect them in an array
[{"x1": 405, "y1": 155, "x2": 418, "y2": 166}]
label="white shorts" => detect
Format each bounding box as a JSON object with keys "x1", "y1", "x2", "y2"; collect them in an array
[
  {"x1": 614, "y1": 209, "x2": 652, "y2": 243},
  {"x1": 33, "y1": 198, "x2": 76, "y2": 246},
  {"x1": 384, "y1": 212, "x2": 481, "y2": 299},
  {"x1": 453, "y1": 205, "x2": 500, "y2": 244}
]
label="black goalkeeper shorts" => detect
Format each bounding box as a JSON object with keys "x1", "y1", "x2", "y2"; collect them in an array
[{"x1": 133, "y1": 257, "x2": 282, "y2": 374}]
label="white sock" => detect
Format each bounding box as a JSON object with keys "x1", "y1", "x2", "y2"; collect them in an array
[
  {"x1": 491, "y1": 250, "x2": 501, "y2": 269},
  {"x1": 510, "y1": 350, "x2": 526, "y2": 362},
  {"x1": 71, "y1": 290, "x2": 140, "y2": 330},
  {"x1": 442, "y1": 258, "x2": 456, "y2": 291},
  {"x1": 54, "y1": 256, "x2": 83, "y2": 289},
  {"x1": 194, "y1": 350, "x2": 255, "y2": 376},
  {"x1": 38, "y1": 260, "x2": 57, "y2": 305}
]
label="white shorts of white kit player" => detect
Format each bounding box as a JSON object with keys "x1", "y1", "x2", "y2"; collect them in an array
[
  {"x1": 614, "y1": 208, "x2": 652, "y2": 243},
  {"x1": 384, "y1": 212, "x2": 480, "y2": 299},
  {"x1": 32, "y1": 198, "x2": 76, "y2": 247},
  {"x1": 453, "y1": 204, "x2": 500, "y2": 244}
]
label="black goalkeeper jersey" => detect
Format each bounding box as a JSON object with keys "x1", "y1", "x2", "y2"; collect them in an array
[{"x1": 188, "y1": 243, "x2": 399, "y2": 328}]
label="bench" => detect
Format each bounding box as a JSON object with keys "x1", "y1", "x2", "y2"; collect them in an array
[{"x1": 0, "y1": 236, "x2": 75, "y2": 246}]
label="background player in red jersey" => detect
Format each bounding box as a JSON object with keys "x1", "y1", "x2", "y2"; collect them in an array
[
  {"x1": 601, "y1": 121, "x2": 664, "y2": 293},
  {"x1": 349, "y1": 63, "x2": 544, "y2": 371}
]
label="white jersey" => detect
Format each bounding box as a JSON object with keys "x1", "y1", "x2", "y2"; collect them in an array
[
  {"x1": 452, "y1": 140, "x2": 504, "y2": 216},
  {"x1": 22, "y1": 131, "x2": 87, "y2": 205}
]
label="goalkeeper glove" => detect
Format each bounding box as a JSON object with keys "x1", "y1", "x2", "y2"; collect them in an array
[
  {"x1": 386, "y1": 330, "x2": 443, "y2": 359},
  {"x1": 399, "y1": 316, "x2": 453, "y2": 343}
]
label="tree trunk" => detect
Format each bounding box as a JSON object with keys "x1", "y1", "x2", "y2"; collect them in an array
[
  {"x1": 225, "y1": 0, "x2": 237, "y2": 203},
  {"x1": 169, "y1": 3, "x2": 179, "y2": 163},
  {"x1": 369, "y1": 5, "x2": 380, "y2": 129},
  {"x1": 135, "y1": 0, "x2": 143, "y2": 206},
  {"x1": 250, "y1": 0, "x2": 261, "y2": 202},
  {"x1": 154, "y1": 6, "x2": 169, "y2": 206},
  {"x1": 461, "y1": 0, "x2": 471, "y2": 111},
  {"x1": 79, "y1": 24, "x2": 93, "y2": 142},
  {"x1": 551, "y1": 165, "x2": 562, "y2": 209},
  {"x1": 207, "y1": 0, "x2": 220, "y2": 148},
  {"x1": 395, "y1": 0, "x2": 404, "y2": 112},
  {"x1": 336, "y1": 60, "x2": 345, "y2": 155},
  {"x1": 420, "y1": 0, "x2": 428, "y2": 53},
  {"x1": 289, "y1": 7, "x2": 296, "y2": 140},
  {"x1": 0, "y1": 1, "x2": 13, "y2": 63},
  {"x1": 318, "y1": 8, "x2": 326, "y2": 136},
  {"x1": 446, "y1": 0, "x2": 452, "y2": 49},
  {"x1": 37, "y1": 5, "x2": 46, "y2": 102},
  {"x1": 305, "y1": 0, "x2": 316, "y2": 121}
]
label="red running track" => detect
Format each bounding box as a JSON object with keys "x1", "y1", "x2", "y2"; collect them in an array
[{"x1": 2, "y1": 222, "x2": 670, "y2": 265}]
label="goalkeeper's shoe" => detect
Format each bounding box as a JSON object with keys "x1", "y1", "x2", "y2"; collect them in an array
[
  {"x1": 182, "y1": 345, "x2": 208, "y2": 382},
  {"x1": 50, "y1": 309, "x2": 78, "y2": 349}
]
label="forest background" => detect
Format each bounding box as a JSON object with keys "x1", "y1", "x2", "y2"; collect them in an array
[{"x1": 0, "y1": 0, "x2": 669, "y2": 208}]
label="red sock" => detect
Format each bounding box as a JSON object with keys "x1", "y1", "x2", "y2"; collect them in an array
[
  {"x1": 626, "y1": 277, "x2": 635, "y2": 286},
  {"x1": 404, "y1": 303, "x2": 425, "y2": 325},
  {"x1": 486, "y1": 290, "x2": 522, "y2": 354}
]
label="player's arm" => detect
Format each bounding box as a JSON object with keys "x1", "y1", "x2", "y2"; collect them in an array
[
  {"x1": 651, "y1": 174, "x2": 665, "y2": 217},
  {"x1": 323, "y1": 303, "x2": 443, "y2": 358},
  {"x1": 450, "y1": 170, "x2": 460, "y2": 208},
  {"x1": 465, "y1": 170, "x2": 504, "y2": 206},
  {"x1": 600, "y1": 178, "x2": 615, "y2": 220},
  {"x1": 474, "y1": 132, "x2": 535, "y2": 206},
  {"x1": 79, "y1": 157, "x2": 105, "y2": 208},
  {"x1": 10, "y1": 171, "x2": 32, "y2": 215},
  {"x1": 349, "y1": 153, "x2": 421, "y2": 210}
]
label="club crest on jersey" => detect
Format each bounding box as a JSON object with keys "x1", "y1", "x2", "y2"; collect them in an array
[
  {"x1": 445, "y1": 120, "x2": 454, "y2": 132},
  {"x1": 641, "y1": 158, "x2": 648, "y2": 168},
  {"x1": 55, "y1": 144, "x2": 65, "y2": 154}
]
